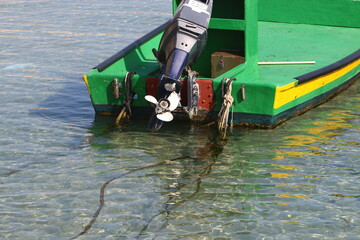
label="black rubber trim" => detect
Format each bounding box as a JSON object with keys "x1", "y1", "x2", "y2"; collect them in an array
[
  {"x1": 295, "y1": 49, "x2": 360, "y2": 84},
  {"x1": 95, "y1": 20, "x2": 171, "y2": 72}
]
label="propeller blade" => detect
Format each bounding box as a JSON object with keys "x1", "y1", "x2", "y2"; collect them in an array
[
  {"x1": 145, "y1": 95, "x2": 158, "y2": 105},
  {"x1": 167, "y1": 92, "x2": 180, "y2": 111},
  {"x1": 156, "y1": 112, "x2": 174, "y2": 122}
]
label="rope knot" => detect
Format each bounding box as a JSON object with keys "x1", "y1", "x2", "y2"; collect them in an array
[{"x1": 217, "y1": 78, "x2": 236, "y2": 138}]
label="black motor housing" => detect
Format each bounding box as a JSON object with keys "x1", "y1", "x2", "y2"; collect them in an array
[
  {"x1": 148, "y1": 0, "x2": 213, "y2": 131},
  {"x1": 156, "y1": 0, "x2": 213, "y2": 97}
]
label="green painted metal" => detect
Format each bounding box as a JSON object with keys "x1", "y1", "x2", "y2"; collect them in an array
[
  {"x1": 258, "y1": 0, "x2": 360, "y2": 28},
  {"x1": 84, "y1": 0, "x2": 360, "y2": 128},
  {"x1": 209, "y1": 19, "x2": 245, "y2": 31},
  {"x1": 85, "y1": 32, "x2": 163, "y2": 109}
]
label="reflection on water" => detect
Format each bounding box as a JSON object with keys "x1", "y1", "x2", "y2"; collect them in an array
[
  {"x1": 72, "y1": 97, "x2": 359, "y2": 239},
  {"x1": 276, "y1": 109, "x2": 359, "y2": 160},
  {"x1": 0, "y1": 0, "x2": 359, "y2": 239}
]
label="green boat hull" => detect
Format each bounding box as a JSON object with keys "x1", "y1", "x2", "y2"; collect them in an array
[{"x1": 84, "y1": 0, "x2": 360, "y2": 128}]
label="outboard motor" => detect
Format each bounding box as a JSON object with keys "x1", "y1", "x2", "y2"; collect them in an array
[{"x1": 145, "y1": 0, "x2": 213, "y2": 131}]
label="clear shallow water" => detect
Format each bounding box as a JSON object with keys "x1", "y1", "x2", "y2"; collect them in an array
[{"x1": 0, "y1": 1, "x2": 359, "y2": 239}]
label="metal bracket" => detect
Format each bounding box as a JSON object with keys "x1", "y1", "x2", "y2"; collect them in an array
[{"x1": 186, "y1": 70, "x2": 200, "y2": 119}]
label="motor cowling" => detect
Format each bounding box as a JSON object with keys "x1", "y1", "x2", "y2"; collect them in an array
[{"x1": 157, "y1": 0, "x2": 212, "y2": 93}]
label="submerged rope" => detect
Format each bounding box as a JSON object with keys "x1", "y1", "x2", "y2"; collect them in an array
[
  {"x1": 135, "y1": 153, "x2": 220, "y2": 239},
  {"x1": 135, "y1": 178, "x2": 202, "y2": 240},
  {"x1": 70, "y1": 155, "x2": 193, "y2": 240},
  {"x1": 71, "y1": 135, "x2": 227, "y2": 240},
  {"x1": 0, "y1": 160, "x2": 52, "y2": 177},
  {"x1": 217, "y1": 78, "x2": 235, "y2": 138}
]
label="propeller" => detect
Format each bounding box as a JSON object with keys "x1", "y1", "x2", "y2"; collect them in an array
[{"x1": 145, "y1": 91, "x2": 180, "y2": 122}]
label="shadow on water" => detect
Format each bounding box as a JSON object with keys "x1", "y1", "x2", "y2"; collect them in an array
[{"x1": 29, "y1": 73, "x2": 94, "y2": 127}]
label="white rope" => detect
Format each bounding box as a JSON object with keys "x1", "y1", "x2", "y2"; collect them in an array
[{"x1": 217, "y1": 78, "x2": 234, "y2": 138}]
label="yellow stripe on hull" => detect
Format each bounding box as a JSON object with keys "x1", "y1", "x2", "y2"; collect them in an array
[
  {"x1": 273, "y1": 58, "x2": 360, "y2": 109},
  {"x1": 83, "y1": 75, "x2": 91, "y2": 96}
]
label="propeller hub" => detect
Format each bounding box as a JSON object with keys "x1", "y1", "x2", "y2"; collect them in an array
[
  {"x1": 145, "y1": 91, "x2": 180, "y2": 123},
  {"x1": 159, "y1": 99, "x2": 170, "y2": 109}
]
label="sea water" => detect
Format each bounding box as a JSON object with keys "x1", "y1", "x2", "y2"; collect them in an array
[{"x1": 0, "y1": 0, "x2": 359, "y2": 239}]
